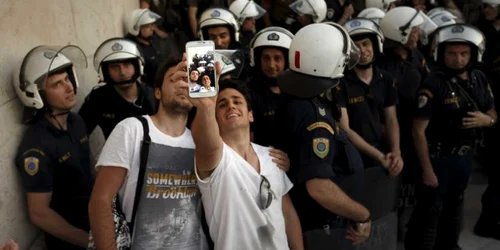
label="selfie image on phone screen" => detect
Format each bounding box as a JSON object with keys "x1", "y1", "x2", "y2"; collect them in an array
[{"x1": 187, "y1": 44, "x2": 216, "y2": 96}]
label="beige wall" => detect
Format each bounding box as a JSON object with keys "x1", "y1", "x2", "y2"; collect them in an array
[{"x1": 0, "y1": 0, "x2": 139, "y2": 248}]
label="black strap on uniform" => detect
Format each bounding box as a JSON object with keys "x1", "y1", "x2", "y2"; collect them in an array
[{"x1": 129, "y1": 116, "x2": 152, "y2": 235}]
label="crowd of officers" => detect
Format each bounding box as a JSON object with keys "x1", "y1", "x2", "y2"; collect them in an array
[{"x1": 8, "y1": 0, "x2": 500, "y2": 249}]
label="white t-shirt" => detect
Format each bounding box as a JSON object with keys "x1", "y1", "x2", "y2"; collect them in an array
[
  {"x1": 96, "y1": 116, "x2": 208, "y2": 250},
  {"x1": 97, "y1": 116, "x2": 195, "y2": 220},
  {"x1": 196, "y1": 143, "x2": 293, "y2": 250},
  {"x1": 199, "y1": 86, "x2": 215, "y2": 92}
]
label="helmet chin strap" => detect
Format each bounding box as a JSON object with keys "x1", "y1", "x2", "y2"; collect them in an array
[{"x1": 46, "y1": 107, "x2": 70, "y2": 130}]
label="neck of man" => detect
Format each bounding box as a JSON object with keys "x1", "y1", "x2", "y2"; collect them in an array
[
  {"x1": 151, "y1": 107, "x2": 188, "y2": 137},
  {"x1": 45, "y1": 112, "x2": 69, "y2": 130},
  {"x1": 493, "y1": 19, "x2": 500, "y2": 31},
  {"x1": 394, "y1": 46, "x2": 409, "y2": 61},
  {"x1": 221, "y1": 128, "x2": 253, "y2": 160},
  {"x1": 354, "y1": 65, "x2": 373, "y2": 85},
  {"x1": 137, "y1": 36, "x2": 151, "y2": 46},
  {"x1": 114, "y1": 82, "x2": 139, "y2": 103},
  {"x1": 269, "y1": 85, "x2": 280, "y2": 94},
  {"x1": 457, "y1": 71, "x2": 469, "y2": 81}
]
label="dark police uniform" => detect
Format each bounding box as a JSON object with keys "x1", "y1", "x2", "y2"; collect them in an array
[
  {"x1": 79, "y1": 83, "x2": 157, "y2": 139},
  {"x1": 276, "y1": 95, "x2": 364, "y2": 250},
  {"x1": 476, "y1": 20, "x2": 500, "y2": 238},
  {"x1": 249, "y1": 76, "x2": 283, "y2": 147},
  {"x1": 336, "y1": 68, "x2": 398, "y2": 168},
  {"x1": 15, "y1": 113, "x2": 94, "y2": 250},
  {"x1": 405, "y1": 69, "x2": 495, "y2": 250}
]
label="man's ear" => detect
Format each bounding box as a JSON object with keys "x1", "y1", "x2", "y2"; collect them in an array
[
  {"x1": 248, "y1": 110, "x2": 254, "y2": 123},
  {"x1": 154, "y1": 87, "x2": 161, "y2": 100}
]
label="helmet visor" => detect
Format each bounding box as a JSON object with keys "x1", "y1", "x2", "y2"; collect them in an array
[
  {"x1": 346, "y1": 39, "x2": 361, "y2": 69},
  {"x1": 20, "y1": 45, "x2": 87, "y2": 91}
]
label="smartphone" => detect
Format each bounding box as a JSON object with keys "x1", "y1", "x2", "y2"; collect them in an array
[{"x1": 186, "y1": 41, "x2": 217, "y2": 98}]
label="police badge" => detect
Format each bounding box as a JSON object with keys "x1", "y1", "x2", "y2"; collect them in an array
[
  {"x1": 451, "y1": 25, "x2": 464, "y2": 33},
  {"x1": 267, "y1": 33, "x2": 280, "y2": 41},
  {"x1": 211, "y1": 10, "x2": 221, "y2": 18},
  {"x1": 112, "y1": 43, "x2": 123, "y2": 51}
]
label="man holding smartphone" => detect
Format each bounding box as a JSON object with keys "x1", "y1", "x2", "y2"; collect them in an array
[{"x1": 190, "y1": 77, "x2": 303, "y2": 249}]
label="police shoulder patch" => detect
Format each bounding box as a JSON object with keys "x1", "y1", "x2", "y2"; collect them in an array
[
  {"x1": 313, "y1": 138, "x2": 329, "y2": 159},
  {"x1": 417, "y1": 95, "x2": 428, "y2": 108},
  {"x1": 24, "y1": 157, "x2": 39, "y2": 176},
  {"x1": 307, "y1": 122, "x2": 334, "y2": 135}
]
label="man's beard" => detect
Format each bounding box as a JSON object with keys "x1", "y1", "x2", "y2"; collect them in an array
[{"x1": 163, "y1": 99, "x2": 192, "y2": 114}]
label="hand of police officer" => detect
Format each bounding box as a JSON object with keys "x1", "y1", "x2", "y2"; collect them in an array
[
  {"x1": 269, "y1": 147, "x2": 290, "y2": 172},
  {"x1": 386, "y1": 152, "x2": 404, "y2": 176},
  {"x1": 462, "y1": 111, "x2": 492, "y2": 129},
  {"x1": 343, "y1": 4, "x2": 354, "y2": 19},
  {"x1": 346, "y1": 220, "x2": 371, "y2": 245},
  {"x1": 422, "y1": 169, "x2": 439, "y2": 188},
  {"x1": 0, "y1": 239, "x2": 19, "y2": 250}
]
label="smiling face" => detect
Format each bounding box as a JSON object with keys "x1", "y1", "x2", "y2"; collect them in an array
[
  {"x1": 354, "y1": 38, "x2": 374, "y2": 66},
  {"x1": 202, "y1": 75, "x2": 211, "y2": 87},
  {"x1": 216, "y1": 88, "x2": 253, "y2": 133},
  {"x1": 43, "y1": 71, "x2": 77, "y2": 112},
  {"x1": 260, "y1": 48, "x2": 285, "y2": 78}
]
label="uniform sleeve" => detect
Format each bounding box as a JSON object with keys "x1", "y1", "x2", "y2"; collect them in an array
[
  {"x1": 384, "y1": 75, "x2": 399, "y2": 107},
  {"x1": 78, "y1": 92, "x2": 99, "y2": 135},
  {"x1": 96, "y1": 118, "x2": 141, "y2": 171},
  {"x1": 15, "y1": 148, "x2": 53, "y2": 193},
  {"x1": 414, "y1": 75, "x2": 438, "y2": 119},
  {"x1": 483, "y1": 82, "x2": 495, "y2": 111},
  {"x1": 334, "y1": 83, "x2": 347, "y2": 108},
  {"x1": 478, "y1": 73, "x2": 495, "y2": 111},
  {"x1": 296, "y1": 114, "x2": 336, "y2": 184}
]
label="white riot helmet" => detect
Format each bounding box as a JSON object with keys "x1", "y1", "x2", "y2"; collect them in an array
[
  {"x1": 249, "y1": 27, "x2": 294, "y2": 67},
  {"x1": 380, "y1": 7, "x2": 437, "y2": 45},
  {"x1": 289, "y1": 0, "x2": 327, "y2": 23},
  {"x1": 345, "y1": 18, "x2": 385, "y2": 54},
  {"x1": 429, "y1": 11, "x2": 457, "y2": 28},
  {"x1": 357, "y1": 8, "x2": 386, "y2": 24},
  {"x1": 365, "y1": 0, "x2": 397, "y2": 11},
  {"x1": 229, "y1": 0, "x2": 266, "y2": 25},
  {"x1": 14, "y1": 45, "x2": 87, "y2": 122},
  {"x1": 426, "y1": 7, "x2": 446, "y2": 17},
  {"x1": 93, "y1": 38, "x2": 144, "y2": 84},
  {"x1": 432, "y1": 24, "x2": 485, "y2": 64},
  {"x1": 483, "y1": 0, "x2": 500, "y2": 7},
  {"x1": 278, "y1": 22, "x2": 360, "y2": 98},
  {"x1": 198, "y1": 8, "x2": 240, "y2": 42},
  {"x1": 124, "y1": 9, "x2": 161, "y2": 36},
  {"x1": 215, "y1": 50, "x2": 246, "y2": 78}
]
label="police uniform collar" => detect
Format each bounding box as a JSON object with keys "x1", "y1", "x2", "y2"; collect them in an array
[
  {"x1": 40, "y1": 112, "x2": 75, "y2": 136},
  {"x1": 344, "y1": 67, "x2": 382, "y2": 84}
]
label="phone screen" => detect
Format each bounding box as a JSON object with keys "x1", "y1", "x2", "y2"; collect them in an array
[{"x1": 187, "y1": 43, "x2": 216, "y2": 96}]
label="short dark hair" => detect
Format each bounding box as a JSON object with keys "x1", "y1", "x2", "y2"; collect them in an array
[
  {"x1": 154, "y1": 54, "x2": 182, "y2": 90},
  {"x1": 218, "y1": 79, "x2": 252, "y2": 111}
]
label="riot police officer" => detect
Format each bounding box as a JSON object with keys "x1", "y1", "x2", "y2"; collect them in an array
[
  {"x1": 276, "y1": 22, "x2": 371, "y2": 249},
  {"x1": 475, "y1": 0, "x2": 500, "y2": 239},
  {"x1": 229, "y1": 0, "x2": 267, "y2": 48},
  {"x1": 13, "y1": 45, "x2": 93, "y2": 249},
  {"x1": 124, "y1": 8, "x2": 172, "y2": 88},
  {"x1": 248, "y1": 26, "x2": 294, "y2": 147},
  {"x1": 405, "y1": 24, "x2": 497, "y2": 250},
  {"x1": 339, "y1": 18, "x2": 403, "y2": 174},
  {"x1": 198, "y1": 8, "x2": 244, "y2": 50},
  {"x1": 287, "y1": 0, "x2": 328, "y2": 33},
  {"x1": 79, "y1": 38, "x2": 156, "y2": 139},
  {"x1": 198, "y1": 8, "x2": 252, "y2": 82}
]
